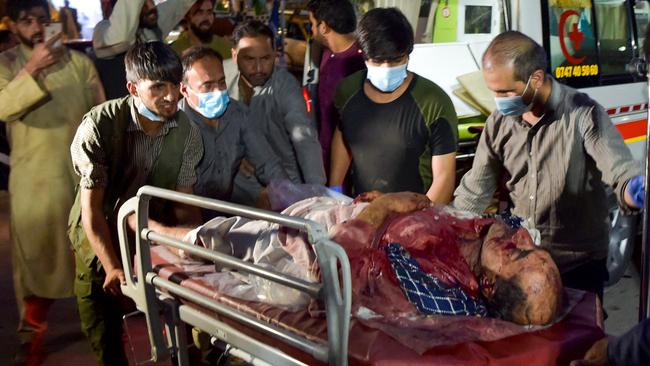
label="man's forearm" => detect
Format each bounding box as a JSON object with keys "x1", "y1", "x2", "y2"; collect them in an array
[
  {"x1": 329, "y1": 129, "x2": 351, "y2": 186},
  {"x1": 427, "y1": 177, "x2": 455, "y2": 204},
  {"x1": 82, "y1": 209, "x2": 122, "y2": 272},
  {"x1": 0, "y1": 71, "x2": 48, "y2": 122}
]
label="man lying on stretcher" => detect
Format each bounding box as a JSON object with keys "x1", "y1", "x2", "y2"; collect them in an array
[{"x1": 135, "y1": 191, "x2": 563, "y2": 326}]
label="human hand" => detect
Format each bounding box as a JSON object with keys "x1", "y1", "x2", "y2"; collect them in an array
[
  {"x1": 353, "y1": 190, "x2": 384, "y2": 203},
  {"x1": 239, "y1": 159, "x2": 255, "y2": 177},
  {"x1": 23, "y1": 33, "x2": 64, "y2": 77},
  {"x1": 626, "y1": 175, "x2": 645, "y2": 208},
  {"x1": 570, "y1": 337, "x2": 610, "y2": 366},
  {"x1": 256, "y1": 188, "x2": 271, "y2": 210},
  {"x1": 356, "y1": 192, "x2": 431, "y2": 228},
  {"x1": 103, "y1": 267, "x2": 126, "y2": 296}
]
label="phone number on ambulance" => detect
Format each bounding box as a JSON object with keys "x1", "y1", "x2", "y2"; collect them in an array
[{"x1": 555, "y1": 64, "x2": 599, "y2": 79}]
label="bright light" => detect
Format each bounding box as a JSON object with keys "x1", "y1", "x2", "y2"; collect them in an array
[{"x1": 619, "y1": 46, "x2": 627, "y2": 52}]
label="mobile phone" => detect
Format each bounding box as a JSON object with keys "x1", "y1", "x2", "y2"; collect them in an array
[{"x1": 44, "y1": 23, "x2": 62, "y2": 48}]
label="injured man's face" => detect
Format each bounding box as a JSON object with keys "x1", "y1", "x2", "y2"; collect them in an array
[{"x1": 479, "y1": 223, "x2": 563, "y2": 325}]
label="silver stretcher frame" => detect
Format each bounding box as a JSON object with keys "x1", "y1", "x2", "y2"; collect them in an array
[{"x1": 116, "y1": 185, "x2": 353, "y2": 366}]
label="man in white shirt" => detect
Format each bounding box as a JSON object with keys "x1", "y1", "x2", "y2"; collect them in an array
[{"x1": 93, "y1": 0, "x2": 196, "y2": 98}]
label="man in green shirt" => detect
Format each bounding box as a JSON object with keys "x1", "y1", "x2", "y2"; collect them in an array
[
  {"x1": 69, "y1": 41, "x2": 203, "y2": 366},
  {"x1": 171, "y1": 0, "x2": 231, "y2": 59}
]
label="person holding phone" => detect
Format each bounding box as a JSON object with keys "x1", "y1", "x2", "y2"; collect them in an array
[{"x1": 0, "y1": 0, "x2": 105, "y2": 364}]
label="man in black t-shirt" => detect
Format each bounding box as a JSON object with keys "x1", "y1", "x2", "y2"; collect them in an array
[{"x1": 329, "y1": 8, "x2": 458, "y2": 203}]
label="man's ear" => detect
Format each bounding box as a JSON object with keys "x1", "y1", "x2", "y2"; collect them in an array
[
  {"x1": 480, "y1": 272, "x2": 497, "y2": 298},
  {"x1": 179, "y1": 82, "x2": 188, "y2": 98},
  {"x1": 532, "y1": 69, "x2": 545, "y2": 89},
  {"x1": 126, "y1": 81, "x2": 138, "y2": 97},
  {"x1": 320, "y1": 21, "x2": 331, "y2": 35},
  {"x1": 8, "y1": 20, "x2": 18, "y2": 35},
  {"x1": 231, "y1": 48, "x2": 237, "y2": 64}
]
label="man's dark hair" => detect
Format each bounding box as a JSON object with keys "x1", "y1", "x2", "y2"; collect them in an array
[
  {"x1": 483, "y1": 30, "x2": 548, "y2": 82},
  {"x1": 485, "y1": 275, "x2": 527, "y2": 322},
  {"x1": 124, "y1": 41, "x2": 182, "y2": 84},
  {"x1": 6, "y1": 0, "x2": 49, "y2": 21},
  {"x1": 357, "y1": 7, "x2": 413, "y2": 62},
  {"x1": 181, "y1": 46, "x2": 224, "y2": 82},
  {"x1": 232, "y1": 20, "x2": 275, "y2": 47},
  {"x1": 307, "y1": 0, "x2": 356, "y2": 34}
]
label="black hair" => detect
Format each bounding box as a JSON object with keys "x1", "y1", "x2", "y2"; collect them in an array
[
  {"x1": 232, "y1": 20, "x2": 275, "y2": 47},
  {"x1": 124, "y1": 41, "x2": 183, "y2": 84},
  {"x1": 6, "y1": 0, "x2": 49, "y2": 21},
  {"x1": 0, "y1": 30, "x2": 14, "y2": 44},
  {"x1": 485, "y1": 275, "x2": 527, "y2": 322},
  {"x1": 307, "y1": 0, "x2": 356, "y2": 34},
  {"x1": 357, "y1": 7, "x2": 413, "y2": 62},
  {"x1": 181, "y1": 46, "x2": 224, "y2": 82},
  {"x1": 483, "y1": 30, "x2": 548, "y2": 82}
]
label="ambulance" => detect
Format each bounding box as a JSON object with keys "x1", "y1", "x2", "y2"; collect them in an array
[{"x1": 371, "y1": 0, "x2": 650, "y2": 284}]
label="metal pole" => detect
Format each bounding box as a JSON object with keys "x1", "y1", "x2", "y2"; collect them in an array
[{"x1": 639, "y1": 96, "x2": 650, "y2": 321}]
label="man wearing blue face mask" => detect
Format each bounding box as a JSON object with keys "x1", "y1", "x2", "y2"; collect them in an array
[
  {"x1": 329, "y1": 7, "x2": 458, "y2": 203},
  {"x1": 453, "y1": 31, "x2": 644, "y2": 301},
  {"x1": 179, "y1": 46, "x2": 288, "y2": 211}
]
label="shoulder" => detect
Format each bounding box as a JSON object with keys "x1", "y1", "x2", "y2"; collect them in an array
[
  {"x1": 334, "y1": 69, "x2": 365, "y2": 110},
  {"x1": 272, "y1": 67, "x2": 300, "y2": 87},
  {"x1": 409, "y1": 73, "x2": 456, "y2": 124},
  {"x1": 410, "y1": 73, "x2": 453, "y2": 106},
  {"x1": 84, "y1": 96, "x2": 132, "y2": 126},
  {"x1": 170, "y1": 32, "x2": 189, "y2": 54},
  {"x1": 553, "y1": 82, "x2": 605, "y2": 128},
  {"x1": 68, "y1": 49, "x2": 96, "y2": 70}
]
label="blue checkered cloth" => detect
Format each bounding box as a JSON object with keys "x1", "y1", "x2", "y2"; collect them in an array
[{"x1": 385, "y1": 243, "x2": 487, "y2": 317}]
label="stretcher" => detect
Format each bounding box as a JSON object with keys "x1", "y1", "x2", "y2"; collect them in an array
[{"x1": 117, "y1": 186, "x2": 604, "y2": 366}]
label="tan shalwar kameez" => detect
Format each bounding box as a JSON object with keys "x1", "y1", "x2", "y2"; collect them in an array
[{"x1": 0, "y1": 44, "x2": 105, "y2": 339}]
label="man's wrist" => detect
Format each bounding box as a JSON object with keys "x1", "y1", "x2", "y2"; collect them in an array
[{"x1": 23, "y1": 61, "x2": 40, "y2": 78}]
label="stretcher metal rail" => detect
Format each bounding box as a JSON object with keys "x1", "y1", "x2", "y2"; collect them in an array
[{"x1": 117, "y1": 186, "x2": 352, "y2": 365}]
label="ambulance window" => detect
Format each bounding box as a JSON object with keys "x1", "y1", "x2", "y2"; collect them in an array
[
  {"x1": 594, "y1": 0, "x2": 634, "y2": 78},
  {"x1": 465, "y1": 6, "x2": 492, "y2": 34},
  {"x1": 635, "y1": 1, "x2": 650, "y2": 58},
  {"x1": 544, "y1": 0, "x2": 600, "y2": 88}
]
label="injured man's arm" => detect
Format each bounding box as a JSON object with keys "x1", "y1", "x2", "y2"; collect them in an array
[{"x1": 136, "y1": 191, "x2": 563, "y2": 326}]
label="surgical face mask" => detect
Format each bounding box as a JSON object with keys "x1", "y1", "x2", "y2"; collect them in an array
[
  {"x1": 136, "y1": 100, "x2": 164, "y2": 122},
  {"x1": 366, "y1": 62, "x2": 408, "y2": 93},
  {"x1": 187, "y1": 87, "x2": 229, "y2": 119},
  {"x1": 494, "y1": 76, "x2": 537, "y2": 116}
]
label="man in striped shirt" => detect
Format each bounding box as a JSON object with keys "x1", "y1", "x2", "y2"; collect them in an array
[
  {"x1": 69, "y1": 41, "x2": 203, "y2": 365},
  {"x1": 453, "y1": 31, "x2": 644, "y2": 301}
]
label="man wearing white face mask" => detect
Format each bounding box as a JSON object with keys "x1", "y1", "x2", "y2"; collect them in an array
[
  {"x1": 329, "y1": 7, "x2": 458, "y2": 203},
  {"x1": 453, "y1": 31, "x2": 644, "y2": 301},
  {"x1": 179, "y1": 46, "x2": 288, "y2": 211}
]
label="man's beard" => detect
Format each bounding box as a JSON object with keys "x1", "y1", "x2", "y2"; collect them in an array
[
  {"x1": 191, "y1": 22, "x2": 213, "y2": 43},
  {"x1": 17, "y1": 32, "x2": 43, "y2": 48}
]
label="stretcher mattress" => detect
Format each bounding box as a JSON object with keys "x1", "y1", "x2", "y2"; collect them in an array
[{"x1": 149, "y1": 245, "x2": 604, "y2": 366}]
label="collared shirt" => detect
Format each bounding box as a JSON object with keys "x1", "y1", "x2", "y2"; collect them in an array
[
  {"x1": 71, "y1": 96, "x2": 202, "y2": 194},
  {"x1": 179, "y1": 98, "x2": 287, "y2": 201},
  {"x1": 227, "y1": 66, "x2": 326, "y2": 185},
  {"x1": 453, "y1": 78, "x2": 642, "y2": 271}
]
